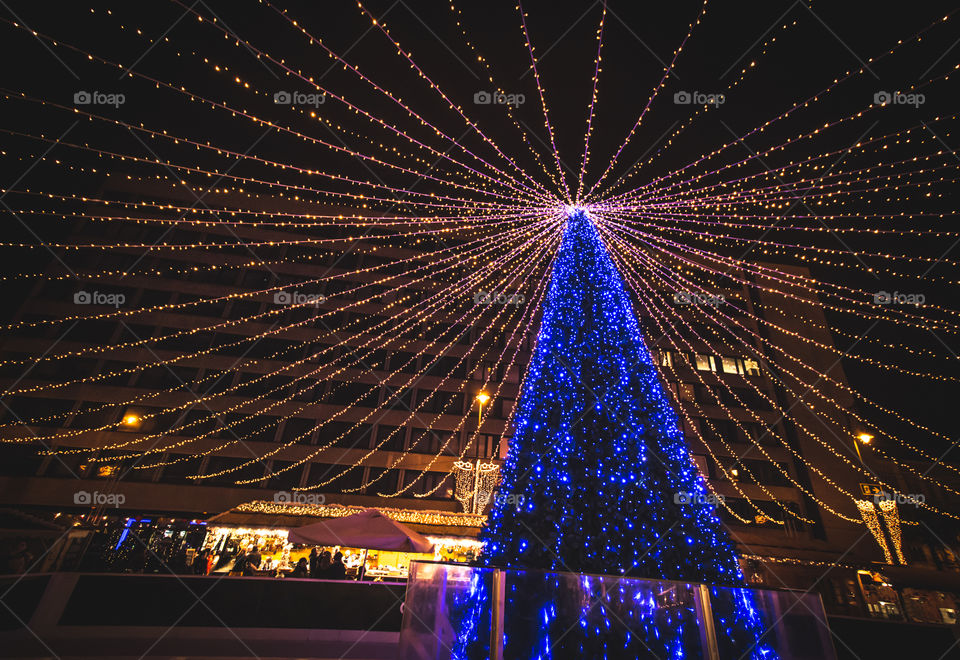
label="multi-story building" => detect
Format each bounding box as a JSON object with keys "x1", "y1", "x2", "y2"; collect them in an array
[{"x1": 1, "y1": 180, "x2": 958, "y2": 622}]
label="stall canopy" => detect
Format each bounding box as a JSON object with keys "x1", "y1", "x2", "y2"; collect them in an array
[{"x1": 288, "y1": 508, "x2": 435, "y2": 553}]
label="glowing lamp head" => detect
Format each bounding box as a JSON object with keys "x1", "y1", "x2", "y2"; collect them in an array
[
  {"x1": 857, "y1": 433, "x2": 874, "y2": 444},
  {"x1": 122, "y1": 413, "x2": 141, "y2": 427},
  {"x1": 476, "y1": 392, "x2": 490, "y2": 405}
]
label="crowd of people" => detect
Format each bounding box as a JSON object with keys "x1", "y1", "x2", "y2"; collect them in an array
[{"x1": 188, "y1": 544, "x2": 352, "y2": 579}]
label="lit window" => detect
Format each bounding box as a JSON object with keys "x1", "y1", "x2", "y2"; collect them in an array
[
  {"x1": 695, "y1": 354, "x2": 716, "y2": 372},
  {"x1": 97, "y1": 465, "x2": 120, "y2": 478},
  {"x1": 658, "y1": 350, "x2": 672, "y2": 367},
  {"x1": 721, "y1": 357, "x2": 741, "y2": 375},
  {"x1": 743, "y1": 359, "x2": 761, "y2": 377}
]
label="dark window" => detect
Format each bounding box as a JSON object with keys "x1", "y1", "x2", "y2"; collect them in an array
[
  {"x1": 292, "y1": 379, "x2": 324, "y2": 403},
  {"x1": 67, "y1": 402, "x2": 119, "y2": 430},
  {"x1": 409, "y1": 428, "x2": 459, "y2": 455},
  {"x1": 388, "y1": 351, "x2": 417, "y2": 373},
  {"x1": 280, "y1": 418, "x2": 316, "y2": 445},
  {"x1": 423, "y1": 355, "x2": 466, "y2": 379},
  {"x1": 325, "y1": 381, "x2": 380, "y2": 408},
  {"x1": 246, "y1": 416, "x2": 282, "y2": 443},
  {"x1": 158, "y1": 454, "x2": 204, "y2": 484},
  {"x1": 177, "y1": 409, "x2": 218, "y2": 437},
  {"x1": 155, "y1": 331, "x2": 217, "y2": 354},
  {"x1": 319, "y1": 422, "x2": 372, "y2": 449},
  {"x1": 376, "y1": 425, "x2": 405, "y2": 452},
  {"x1": 230, "y1": 300, "x2": 263, "y2": 320},
  {"x1": 365, "y1": 467, "x2": 400, "y2": 494},
  {"x1": 416, "y1": 389, "x2": 464, "y2": 415},
  {"x1": 196, "y1": 370, "x2": 235, "y2": 395},
  {"x1": 494, "y1": 398, "x2": 515, "y2": 420},
  {"x1": 265, "y1": 460, "x2": 302, "y2": 491},
  {"x1": 200, "y1": 456, "x2": 266, "y2": 486},
  {"x1": 100, "y1": 360, "x2": 134, "y2": 387},
  {"x1": 306, "y1": 462, "x2": 364, "y2": 491},
  {"x1": 382, "y1": 386, "x2": 413, "y2": 411},
  {"x1": 43, "y1": 453, "x2": 85, "y2": 479}
]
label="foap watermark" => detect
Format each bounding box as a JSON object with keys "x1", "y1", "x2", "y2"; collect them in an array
[
  {"x1": 873, "y1": 91, "x2": 925, "y2": 108},
  {"x1": 474, "y1": 290, "x2": 525, "y2": 306},
  {"x1": 74, "y1": 490, "x2": 126, "y2": 507},
  {"x1": 274, "y1": 90, "x2": 326, "y2": 107},
  {"x1": 74, "y1": 90, "x2": 126, "y2": 108},
  {"x1": 673, "y1": 291, "x2": 725, "y2": 307},
  {"x1": 673, "y1": 90, "x2": 725, "y2": 107},
  {"x1": 874, "y1": 290, "x2": 925, "y2": 307},
  {"x1": 674, "y1": 491, "x2": 725, "y2": 506},
  {"x1": 492, "y1": 491, "x2": 526, "y2": 510},
  {"x1": 473, "y1": 90, "x2": 526, "y2": 107},
  {"x1": 873, "y1": 491, "x2": 925, "y2": 508},
  {"x1": 274, "y1": 491, "x2": 326, "y2": 505},
  {"x1": 74, "y1": 291, "x2": 126, "y2": 307},
  {"x1": 274, "y1": 290, "x2": 326, "y2": 306}
]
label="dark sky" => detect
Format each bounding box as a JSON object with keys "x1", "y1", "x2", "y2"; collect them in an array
[{"x1": 1, "y1": 1, "x2": 958, "y2": 455}]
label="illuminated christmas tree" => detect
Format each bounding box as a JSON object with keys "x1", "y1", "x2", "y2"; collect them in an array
[
  {"x1": 464, "y1": 209, "x2": 777, "y2": 658},
  {"x1": 482, "y1": 209, "x2": 744, "y2": 583}
]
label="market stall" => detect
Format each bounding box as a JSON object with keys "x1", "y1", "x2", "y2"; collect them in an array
[
  {"x1": 203, "y1": 501, "x2": 484, "y2": 579},
  {"x1": 290, "y1": 509, "x2": 432, "y2": 580}
]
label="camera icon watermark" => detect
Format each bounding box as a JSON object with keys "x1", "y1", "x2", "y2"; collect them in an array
[
  {"x1": 74, "y1": 490, "x2": 126, "y2": 507},
  {"x1": 673, "y1": 90, "x2": 725, "y2": 107},
  {"x1": 673, "y1": 291, "x2": 725, "y2": 307},
  {"x1": 473, "y1": 90, "x2": 526, "y2": 107},
  {"x1": 74, "y1": 90, "x2": 126, "y2": 108},
  {"x1": 73, "y1": 291, "x2": 126, "y2": 308},
  {"x1": 873, "y1": 91, "x2": 925, "y2": 108},
  {"x1": 274, "y1": 90, "x2": 326, "y2": 107},
  {"x1": 473, "y1": 290, "x2": 525, "y2": 306},
  {"x1": 274, "y1": 490, "x2": 326, "y2": 505},
  {"x1": 273, "y1": 290, "x2": 326, "y2": 306},
  {"x1": 873, "y1": 290, "x2": 925, "y2": 307},
  {"x1": 674, "y1": 491, "x2": 724, "y2": 506}
]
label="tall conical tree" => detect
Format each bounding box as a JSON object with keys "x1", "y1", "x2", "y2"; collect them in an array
[
  {"x1": 453, "y1": 211, "x2": 777, "y2": 658},
  {"x1": 482, "y1": 210, "x2": 743, "y2": 583}
]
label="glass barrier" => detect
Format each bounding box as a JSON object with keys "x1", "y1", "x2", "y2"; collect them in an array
[{"x1": 399, "y1": 561, "x2": 836, "y2": 660}]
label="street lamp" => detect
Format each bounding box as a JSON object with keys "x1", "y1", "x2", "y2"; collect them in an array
[
  {"x1": 476, "y1": 392, "x2": 490, "y2": 426},
  {"x1": 854, "y1": 432, "x2": 873, "y2": 464}
]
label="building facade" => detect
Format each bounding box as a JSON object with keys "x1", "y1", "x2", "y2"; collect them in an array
[{"x1": 1, "y1": 182, "x2": 958, "y2": 621}]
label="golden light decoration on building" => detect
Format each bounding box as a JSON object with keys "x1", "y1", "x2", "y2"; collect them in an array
[{"x1": 857, "y1": 499, "x2": 894, "y2": 564}]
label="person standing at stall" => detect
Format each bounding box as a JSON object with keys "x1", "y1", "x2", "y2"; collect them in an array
[
  {"x1": 243, "y1": 545, "x2": 262, "y2": 576},
  {"x1": 290, "y1": 557, "x2": 309, "y2": 578},
  {"x1": 328, "y1": 551, "x2": 347, "y2": 580},
  {"x1": 315, "y1": 550, "x2": 332, "y2": 578},
  {"x1": 192, "y1": 549, "x2": 210, "y2": 575}
]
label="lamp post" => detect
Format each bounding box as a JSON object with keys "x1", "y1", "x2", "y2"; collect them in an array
[
  {"x1": 854, "y1": 432, "x2": 873, "y2": 466},
  {"x1": 476, "y1": 392, "x2": 490, "y2": 427}
]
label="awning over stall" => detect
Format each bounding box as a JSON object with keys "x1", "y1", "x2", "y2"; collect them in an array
[{"x1": 288, "y1": 508, "x2": 434, "y2": 553}]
